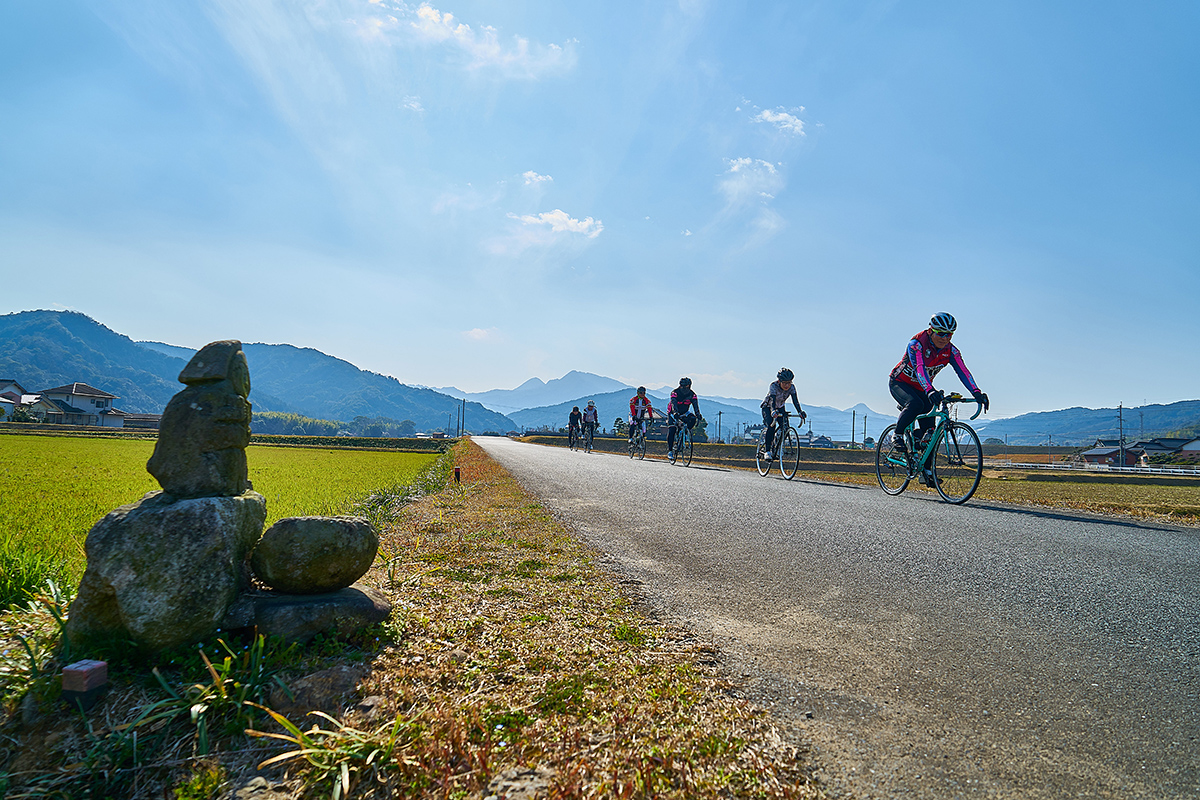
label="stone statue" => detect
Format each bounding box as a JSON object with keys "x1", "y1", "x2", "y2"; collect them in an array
[{"x1": 147, "y1": 340, "x2": 252, "y2": 498}]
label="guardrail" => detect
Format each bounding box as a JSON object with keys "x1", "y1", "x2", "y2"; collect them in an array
[{"x1": 990, "y1": 461, "x2": 1200, "y2": 476}]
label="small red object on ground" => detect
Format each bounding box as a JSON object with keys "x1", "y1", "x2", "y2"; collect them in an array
[
  {"x1": 454, "y1": 467, "x2": 461, "y2": 483},
  {"x1": 63, "y1": 659, "x2": 109, "y2": 711}
]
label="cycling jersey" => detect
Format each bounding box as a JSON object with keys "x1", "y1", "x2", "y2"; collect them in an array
[
  {"x1": 668, "y1": 387, "x2": 701, "y2": 418},
  {"x1": 761, "y1": 381, "x2": 802, "y2": 414},
  {"x1": 630, "y1": 394, "x2": 655, "y2": 420},
  {"x1": 568, "y1": 410, "x2": 582, "y2": 429},
  {"x1": 582, "y1": 407, "x2": 599, "y2": 424},
  {"x1": 890, "y1": 330, "x2": 980, "y2": 395}
]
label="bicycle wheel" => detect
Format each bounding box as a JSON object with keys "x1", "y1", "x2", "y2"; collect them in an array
[
  {"x1": 779, "y1": 426, "x2": 800, "y2": 480},
  {"x1": 678, "y1": 427, "x2": 693, "y2": 466},
  {"x1": 569, "y1": 430, "x2": 578, "y2": 451},
  {"x1": 932, "y1": 421, "x2": 982, "y2": 504},
  {"x1": 756, "y1": 435, "x2": 770, "y2": 476},
  {"x1": 875, "y1": 424, "x2": 911, "y2": 495},
  {"x1": 636, "y1": 430, "x2": 646, "y2": 460},
  {"x1": 584, "y1": 428, "x2": 594, "y2": 453}
]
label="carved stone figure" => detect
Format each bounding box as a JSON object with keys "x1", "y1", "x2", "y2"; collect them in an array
[{"x1": 146, "y1": 340, "x2": 252, "y2": 498}]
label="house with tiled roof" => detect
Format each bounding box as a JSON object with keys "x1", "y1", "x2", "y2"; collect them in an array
[
  {"x1": 0, "y1": 379, "x2": 29, "y2": 405},
  {"x1": 37, "y1": 383, "x2": 126, "y2": 427}
]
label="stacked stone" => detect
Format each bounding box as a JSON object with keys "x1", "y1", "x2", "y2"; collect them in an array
[{"x1": 66, "y1": 341, "x2": 390, "y2": 654}]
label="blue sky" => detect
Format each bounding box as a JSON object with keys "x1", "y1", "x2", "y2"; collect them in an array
[{"x1": 2, "y1": 1, "x2": 1197, "y2": 417}]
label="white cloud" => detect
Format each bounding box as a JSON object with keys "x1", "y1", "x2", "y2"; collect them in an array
[
  {"x1": 523, "y1": 171, "x2": 553, "y2": 185},
  {"x1": 398, "y1": 3, "x2": 576, "y2": 78},
  {"x1": 753, "y1": 108, "x2": 806, "y2": 135},
  {"x1": 509, "y1": 209, "x2": 603, "y2": 238},
  {"x1": 719, "y1": 158, "x2": 783, "y2": 207},
  {"x1": 402, "y1": 95, "x2": 425, "y2": 114},
  {"x1": 682, "y1": 229, "x2": 692, "y2": 236},
  {"x1": 462, "y1": 327, "x2": 501, "y2": 342}
]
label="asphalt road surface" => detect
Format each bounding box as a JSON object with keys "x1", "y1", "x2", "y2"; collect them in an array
[{"x1": 473, "y1": 436, "x2": 1200, "y2": 799}]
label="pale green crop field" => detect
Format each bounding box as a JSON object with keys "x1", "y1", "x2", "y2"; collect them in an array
[{"x1": 0, "y1": 434, "x2": 439, "y2": 604}]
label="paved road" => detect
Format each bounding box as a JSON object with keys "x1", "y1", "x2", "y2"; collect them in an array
[{"x1": 474, "y1": 436, "x2": 1200, "y2": 799}]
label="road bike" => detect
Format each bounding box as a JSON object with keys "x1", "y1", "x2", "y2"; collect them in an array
[
  {"x1": 568, "y1": 426, "x2": 581, "y2": 451},
  {"x1": 581, "y1": 422, "x2": 595, "y2": 453},
  {"x1": 628, "y1": 418, "x2": 653, "y2": 460},
  {"x1": 875, "y1": 393, "x2": 985, "y2": 504},
  {"x1": 666, "y1": 413, "x2": 694, "y2": 466},
  {"x1": 756, "y1": 410, "x2": 801, "y2": 480}
]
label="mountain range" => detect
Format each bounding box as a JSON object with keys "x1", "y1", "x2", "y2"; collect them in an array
[
  {"x1": 3, "y1": 310, "x2": 1197, "y2": 445},
  {"x1": 0, "y1": 310, "x2": 514, "y2": 433}
]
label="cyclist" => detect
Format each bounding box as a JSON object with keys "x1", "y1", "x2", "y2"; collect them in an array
[
  {"x1": 759, "y1": 368, "x2": 806, "y2": 460},
  {"x1": 581, "y1": 400, "x2": 599, "y2": 443},
  {"x1": 567, "y1": 406, "x2": 583, "y2": 444},
  {"x1": 890, "y1": 312, "x2": 989, "y2": 455},
  {"x1": 628, "y1": 386, "x2": 656, "y2": 444},
  {"x1": 666, "y1": 377, "x2": 702, "y2": 462}
]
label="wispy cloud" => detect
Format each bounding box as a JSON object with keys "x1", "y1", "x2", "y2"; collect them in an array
[
  {"x1": 402, "y1": 95, "x2": 425, "y2": 114},
  {"x1": 361, "y1": 3, "x2": 577, "y2": 79},
  {"x1": 485, "y1": 209, "x2": 604, "y2": 256},
  {"x1": 719, "y1": 158, "x2": 783, "y2": 207},
  {"x1": 509, "y1": 209, "x2": 603, "y2": 238},
  {"x1": 716, "y1": 158, "x2": 787, "y2": 244},
  {"x1": 462, "y1": 326, "x2": 502, "y2": 342},
  {"x1": 432, "y1": 182, "x2": 506, "y2": 213},
  {"x1": 523, "y1": 171, "x2": 553, "y2": 185},
  {"x1": 753, "y1": 108, "x2": 805, "y2": 135}
]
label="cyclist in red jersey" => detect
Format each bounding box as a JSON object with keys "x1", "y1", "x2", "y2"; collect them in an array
[
  {"x1": 890, "y1": 312, "x2": 988, "y2": 452},
  {"x1": 628, "y1": 386, "x2": 655, "y2": 443}
]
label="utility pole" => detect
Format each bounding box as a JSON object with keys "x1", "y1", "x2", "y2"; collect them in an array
[
  {"x1": 462, "y1": 398, "x2": 467, "y2": 437},
  {"x1": 851, "y1": 410, "x2": 856, "y2": 446},
  {"x1": 716, "y1": 411, "x2": 722, "y2": 443},
  {"x1": 863, "y1": 414, "x2": 868, "y2": 444},
  {"x1": 1048, "y1": 433, "x2": 1052, "y2": 465},
  {"x1": 1118, "y1": 402, "x2": 1126, "y2": 466}
]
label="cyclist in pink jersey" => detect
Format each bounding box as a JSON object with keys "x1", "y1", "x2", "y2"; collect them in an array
[{"x1": 890, "y1": 312, "x2": 988, "y2": 451}]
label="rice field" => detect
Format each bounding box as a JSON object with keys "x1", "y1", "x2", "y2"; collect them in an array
[{"x1": 0, "y1": 434, "x2": 439, "y2": 607}]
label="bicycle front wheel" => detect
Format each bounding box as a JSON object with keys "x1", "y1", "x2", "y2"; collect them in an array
[
  {"x1": 584, "y1": 429, "x2": 594, "y2": 453},
  {"x1": 636, "y1": 431, "x2": 646, "y2": 460},
  {"x1": 678, "y1": 427, "x2": 693, "y2": 466},
  {"x1": 779, "y1": 426, "x2": 800, "y2": 479},
  {"x1": 569, "y1": 431, "x2": 578, "y2": 451},
  {"x1": 756, "y1": 436, "x2": 770, "y2": 476},
  {"x1": 932, "y1": 421, "x2": 982, "y2": 504},
  {"x1": 875, "y1": 424, "x2": 911, "y2": 495}
]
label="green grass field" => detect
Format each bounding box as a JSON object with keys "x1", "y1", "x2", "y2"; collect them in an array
[{"x1": 0, "y1": 434, "x2": 440, "y2": 608}]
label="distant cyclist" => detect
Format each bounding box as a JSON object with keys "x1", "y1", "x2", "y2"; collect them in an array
[
  {"x1": 666, "y1": 377, "x2": 702, "y2": 462},
  {"x1": 628, "y1": 386, "x2": 656, "y2": 443},
  {"x1": 567, "y1": 406, "x2": 583, "y2": 443},
  {"x1": 759, "y1": 368, "x2": 806, "y2": 459},
  {"x1": 582, "y1": 400, "x2": 599, "y2": 441},
  {"x1": 890, "y1": 312, "x2": 989, "y2": 453}
]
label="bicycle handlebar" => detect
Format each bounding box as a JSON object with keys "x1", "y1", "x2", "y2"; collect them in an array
[{"x1": 942, "y1": 393, "x2": 985, "y2": 420}]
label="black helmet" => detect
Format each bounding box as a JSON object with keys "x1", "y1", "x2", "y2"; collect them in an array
[
  {"x1": 679, "y1": 377, "x2": 692, "y2": 388},
  {"x1": 636, "y1": 386, "x2": 646, "y2": 393},
  {"x1": 777, "y1": 368, "x2": 794, "y2": 381},
  {"x1": 929, "y1": 312, "x2": 957, "y2": 334},
  {"x1": 572, "y1": 406, "x2": 579, "y2": 412}
]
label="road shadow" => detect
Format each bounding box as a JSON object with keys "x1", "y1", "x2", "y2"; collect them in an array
[{"x1": 963, "y1": 499, "x2": 1198, "y2": 533}]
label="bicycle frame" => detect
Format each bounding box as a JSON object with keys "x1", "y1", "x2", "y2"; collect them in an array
[{"x1": 905, "y1": 395, "x2": 983, "y2": 470}]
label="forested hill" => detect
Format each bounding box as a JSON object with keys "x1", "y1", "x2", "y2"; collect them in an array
[
  {"x1": 0, "y1": 310, "x2": 516, "y2": 432},
  {"x1": 974, "y1": 400, "x2": 1200, "y2": 446},
  {"x1": 0, "y1": 310, "x2": 182, "y2": 412}
]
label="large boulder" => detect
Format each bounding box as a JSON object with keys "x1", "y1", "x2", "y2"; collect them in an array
[
  {"x1": 252, "y1": 584, "x2": 392, "y2": 644},
  {"x1": 251, "y1": 516, "x2": 378, "y2": 594},
  {"x1": 66, "y1": 491, "x2": 267, "y2": 653},
  {"x1": 147, "y1": 340, "x2": 252, "y2": 498}
]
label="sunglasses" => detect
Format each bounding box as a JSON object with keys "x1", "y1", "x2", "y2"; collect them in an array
[{"x1": 931, "y1": 330, "x2": 953, "y2": 338}]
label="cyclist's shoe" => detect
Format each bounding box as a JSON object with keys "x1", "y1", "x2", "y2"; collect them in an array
[
  {"x1": 893, "y1": 435, "x2": 907, "y2": 452},
  {"x1": 667, "y1": 449, "x2": 676, "y2": 463}
]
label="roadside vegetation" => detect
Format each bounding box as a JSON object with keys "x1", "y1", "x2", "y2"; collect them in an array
[{"x1": 1, "y1": 439, "x2": 820, "y2": 799}]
